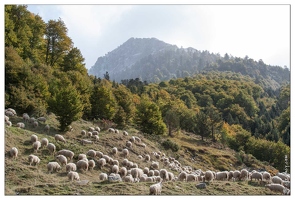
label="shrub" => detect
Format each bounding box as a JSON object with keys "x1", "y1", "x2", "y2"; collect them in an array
[{"x1": 162, "y1": 139, "x2": 179, "y2": 152}]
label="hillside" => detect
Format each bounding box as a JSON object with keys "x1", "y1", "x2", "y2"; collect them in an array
[
  {"x1": 88, "y1": 37, "x2": 290, "y2": 90},
  {"x1": 5, "y1": 114, "x2": 285, "y2": 195}
]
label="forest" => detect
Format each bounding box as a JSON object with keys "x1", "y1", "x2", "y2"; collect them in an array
[{"x1": 5, "y1": 5, "x2": 290, "y2": 172}]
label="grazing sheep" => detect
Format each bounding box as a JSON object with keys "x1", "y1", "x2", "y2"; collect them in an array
[
  {"x1": 228, "y1": 171, "x2": 234, "y2": 181},
  {"x1": 5, "y1": 120, "x2": 12, "y2": 127},
  {"x1": 28, "y1": 154, "x2": 40, "y2": 166},
  {"x1": 87, "y1": 132, "x2": 92, "y2": 137},
  {"x1": 41, "y1": 138, "x2": 49, "y2": 148},
  {"x1": 216, "y1": 171, "x2": 229, "y2": 181},
  {"x1": 139, "y1": 143, "x2": 146, "y2": 148},
  {"x1": 167, "y1": 172, "x2": 175, "y2": 181},
  {"x1": 123, "y1": 131, "x2": 128, "y2": 136},
  {"x1": 37, "y1": 117, "x2": 46, "y2": 122},
  {"x1": 154, "y1": 170, "x2": 160, "y2": 176},
  {"x1": 89, "y1": 127, "x2": 95, "y2": 132},
  {"x1": 87, "y1": 150, "x2": 96, "y2": 158},
  {"x1": 66, "y1": 163, "x2": 77, "y2": 172},
  {"x1": 5, "y1": 110, "x2": 14, "y2": 117},
  {"x1": 134, "y1": 136, "x2": 141, "y2": 143},
  {"x1": 112, "y1": 159, "x2": 119, "y2": 167},
  {"x1": 233, "y1": 170, "x2": 241, "y2": 181},
  {"x1": 95, "y1": 126, "x2": 100, "y2": 132},
  {"x1": 33, "y1": 121, "x2": 39, "y2": 128},
  {"x1": 6, "y1": 108, "x2": 16, "y2": 115},
  {"x1": 124, "y1": 175, "x2": 134, "y2": 183},
  {"x1": 29, "y1": 117, "x2": 36, "y2": 124},
  {"x1": 77, "y1": 160, "x2": 89, "y2": 171},
  {"x1": 44, "y1": 124, "x2": 50, "y2": 133},
  {"x1": 112, "y1": 165, "x2": 119, "y2": 174},
  {"x1": 33, "y1": 141, "x2": 41, "y2": 153},
  {"x1": 122, "y1": 158, "x2": 129, "y2": 167},
  {"x1": 97, "y1": 158, "x2": 107, "y2": 169},
  {"x1": 57, "y1": 149, "x2": 75, "y2": 161},
  {"x1": 23, "y1": 113, "x2": 30, "y2": 123},
  {"x1": 16, "y1": 122, "x2": 25, "y2": 128},
  {"x1": 31, "y1": 134, "x2": 38, "y2": 143},
  {"x1": 99, "y1": 173, "x2": 108, "y2": 181},
  {"x1": 119, "y1": 167, "x2": 128, "y2": 178},
  {"x1": 145, "y1": 154, "x2": 151, "y2": 162},
  {"x1": 240, "y1": 169, "x2": 248, "y2": 181},
  {"x1": 81, "y1": 130, "x2": 86, "y2": 136},
  {"x1": 204, "y1": 170, "x2": 214, "y2": 183},
  {"x1": 92, "y1": 131, "x2": 99, "y2": 136},
  {"x1": 271, "y1": 176, "x2": 283, "y2": 184},
  {"x1": 122, "y1": 148, "x2": 129, "y2": 158},
  {"x1": 55, "y1": 134, "x2": 66, "y2": 143},
  {"x1": 250, "y1": 171, "x2": 263, "y2": 181},
  {"x1": 108, "y1": 128, "x2": 115, "y2": 133},
  {"x1": 56, "y1": 155, "x2": 67, "y2": 166},
  {"x1": 47, "y1": 143, "x2": 56, "y2": 155},
  {"x1": 262, "y1": 171, "x2": 271, "y2": 182},
  {"x1": 178, "y1": 171, "x2": 187, "y2": 182},
  {"x1": 126, "y1": 141, "x2": 132, "y2": 149},
  {"x1": 115, "y1": 129, "x2": 120, "y2": 134},
  {"x1": 88, "y1": 160, "x2": 95, "y2": 170},
  {"x1": 5, "y1": 115, "x2": 9, "y2": 122},
  {"x1": 126, "y1": 161, "x2": 134, "y2": 170},
  {"x1": 265, "y1": 184, "x2": 287, "y2": 195},
  {"x1": 102, "y1": 154, "x2": 111, "y2": 163},
  {"x1": 150, "y1": 161, "x2": 159, "y2": 170},
  {"x1": 47, "y1": 162, "x2": 61, "y2": 173},
  {"x1": 138, "y1": 155, "x2": 143, "y2": 160},
  {"x1": 159, "y1": 169, "x2": 169, "y2": 182},
  {"x1": 96, "y1": 151, "x2": 103, "y2": 158},
  {"x1": 92, "y1": 135, "x2": 99, "y2": 142},
  {"x1": 112, "y1": 147, "x2": 118, "y2": 155},
  {"x1": 9, "y1": 147, "x2": 18, "y2": 159},
  {"x1": 67, "y1": 171, "x2": 80, "y2": 181},
  {"x1": 187, "y1": 174, "x2": 197, "y2": 182},
  {"x1": 282, "y1": 181, "x2": 290, "y2": 189},
  {"x1": 131, "y1": 168, "x2": 144, "y2": 182},
  {"x1": 143, "y1": 167, "x2": 150, "y2": 175},
  {"x1": 277, "y1": 173, "x2": 290, "y2": 181},
  {"x1": 148, "y1": 170, "x2": 155, "y2": 177},
  {"x1": 129, "y1": 136, "x2": 135, "y2": 143},
  {"x1": 81, "y1": 139, "x2": 93, "y2": 145},
  {"x1": 149, "y1": 181, "x2": 163, "y2": 195}
]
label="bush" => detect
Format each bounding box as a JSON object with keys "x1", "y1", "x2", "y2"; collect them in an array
[{"x1": 162, "y1": 139, "x2": 179, "y2": 152}]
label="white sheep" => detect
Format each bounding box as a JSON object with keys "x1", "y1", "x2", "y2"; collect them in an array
[
  {"x1": 277, "y1": 172, "x2": 290, "y2": 181},
  {"x1": 44, "y1": 124, "x2": 50, "y2": 133},
  {"x1": 9, "y1": 147, "x2": 18, "y2": 159},
  {"x1": 33, "y1": 141, "x2": 41, "y2": 153},
  {"x1": 126, "y1": 161, "x2": 134, "y2": 170},
  {"x1": 87, "y1": 132, "x2": 92, "y2": 137},
  {"x1": 233, "y1": 170, "x2": 241, "y2": 181},
  {"x1": 5, "y1": 110, "x2": 14, "y2": 117},
  {"x1": 149, "y1": 181, "x2": 163, "y2": 195},
  {"x1": 134, "y1": 136, "x2": 141, "y2": 143},
  {"x1": 97, "y1": 158, "x2": 107, "y2": 169},
  {"x1": 66, "y1": 163, "x2": 77, "y2": 172},
  {"x1": 7, "y1": 108, "x2": 17, "y2": 115},
  {"x1": 108, "y1": 128, "x2": 115, "y2": 133},
  {"x1": 178, "y1": 171, "x2": 187, "y2": 182},
  {"x1": 271, "y1": 176, "x2": 283, "y2": 184},
  {"x1": 187, "y1": 174, "x2": 197, "y2": 182},
  {"x1": 87, "y1": 150, "x2": 96, "y2": 158},
  {"x1": 99, "y1": 173, "x2": 108, "y2": 181},
  {"x1": 122, "y1": 158, "x2": 129, "y2": 167},
  {"x1": 23, "y1": 113, "x2": 30, "y2": 123},
  {"x1": 33, "y1": 121, "x2": 39, "y2": 128},
  {"x1": 28, "y1": 154, "x2": 40, "y2": 166},
  {"x1": 81, "y1": 130, "x2": 86, "y2": 136},
  {"x1": 112, "y1": 159, "x2": 119, "y2": 167},
  {"x1": 92, "y1": 131, "x2": 99, "y2": 136},
  {"x1": 112, "y1": 147, "x2": 118, "y2": 155},
  {"x1": 126, "y1": 141, "x2": 132, "y2": 149},
  {"x1": 5, "y1": 115, "x2": 9, "y2": 122},
  {"x1": 138, "y1": 143, "x2": 146, "y2": 148},
  {"x1": 31, "y1": 134, "x2": 38, "y2": 143},
  {"x1": 204, "y1": 170, "x2": 214, "y2": 183},
  {"x1": 265, "y1": 184, "x2": 287, "y2": 194},
  {"x1": 119, "y1": 167, "x2": 128, "y2": 178},
  {"x1": 92, "y1": 135, "x2": 99, "y2": 142},
  {"x1": 37, "y1": 117, "x2": 46, "y2": 122},
  {"x1": 56, "y1": 155, "x2": 67, "y2": 166},
  {"x1": 262, "y1": 171, "x2": 271, "y2": 182},
  {"x1": 47, "y1": 143, "x2": 56, "y2": 155},
  {"x1": 123, "y1": 131, "x2": 128, "y2": 136},
  {"x1": 143, "y1": 167, "x2": 150, "y2": 175},
  {"x1": 41, "y1": 138, "x2": 49, "y2": 148},
  {"x1": 115, "y1": 129, "x2": 120, "y2": 134},
  {"x1": 159, "y1": 169, "x2": 169, "y2": 182},
  {"x1": 55, "y1": 134, "x2": 66, "y2": 143},
  {"x1": 122, "y1": 148, "x2": 129, "y2": 158},
  {"x1": 96, "y1": 151, "x2": 104, "y2": 158},
  {"x1": 29, "y1": 117, "x2": 36, "y2": 124},
  {"x1": 154, "y1": 170, "x2": 160, "y2": 176},
  {"x1": 250, "y1": 171, "x2": 262, "y2": 181},
  {"x1": 57, "y1": 149, "x2": 74, "y2": 160},
  {"x1": 88, "y1": 159, "x2": 95, "y2": 170},
  {"x1": 131, "y1": 168, "x2": 144, "y2": 182},
  {"x1": 47, "y1": 162, "x2": 61, "y2": 173},
  {"x1": 78, "y1": 154, "x2": 87, "y2": 160},
  {"x1": 138, "y1": 155, "x2": 143, "y2": 160},
  {"x1": 89, "y1": 127, "x2": 95, "y2": 132},
  {"x1": 150, "y1": 161, "x2": 159, "y2": 170},
  {"x1": 77, "y1": 160, "x2": 89, "y2": 171},
  {"x1": 95, "y1": 126, "x2": 100, "y2": 132},
  {"x1": 240, "y1": 169, "x2": 248, "y2": 181},
  {"x1": 112, "y1": 165, "x2": 119, "y2": 174},
  {"x1": 68, "y1": 171, "x2": 80, "y2": 181},
  {"x1": 215, "y1": 171, "x2": 229, "y2": 181},
  {"x1": 228, "y1": 171, "x2": 234, "y2": 181},
  {"x1": 129, "y1": 136, "x2": 135, "y2": 143},
  {"x1": 6, "y1": 120, "x2": 12, "y2": 127},
  {"x1": 16, "y1": 122, "x2": 25, "y2": 129},
  {"x1": 167, "y1": 172, "x2": 175, "y2": 181},
  {"x1": 124, "y1": 175, "x2": 134, "y2": 183},
  {"x1": 81, "y1": 139, "x2": 93, "y2": 145},
  {"x1": 145, "y1": 154, "x2": 151, "y2": 162},
  {"x1": 102, "y1": 154, "x2": 111, "y2": 163}
]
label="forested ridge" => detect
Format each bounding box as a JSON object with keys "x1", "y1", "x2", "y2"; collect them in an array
[{"x1": 5, "y1": 5, "x2": 290, "y2": 172}]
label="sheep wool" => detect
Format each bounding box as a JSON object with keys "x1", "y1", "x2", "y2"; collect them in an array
[
  {"x1": 47, "y1": 162, "x2": 61, "y2": 173},
  {"x1": 265, "y1": 184, "x2": 287, "y2": 195},
  {"x1": 9, "y1": 147, "x2": 18, "y2": 159},
  {"x1": 66, "y1": 163, "x2": 77, "y2": 172},
  {"x1": 28, "y1": 154, "x2": 40, "y2": 166},
  {"x1": 149, "y1": 181, "x2": 163, "y2": 195},
  {"x1": 68, "y1": 171, "x2": 80, "y2": 181}
]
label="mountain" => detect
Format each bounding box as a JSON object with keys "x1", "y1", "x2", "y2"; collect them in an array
[{"x1": 88, "y1": 38, "x2": 290, "y2": 89}]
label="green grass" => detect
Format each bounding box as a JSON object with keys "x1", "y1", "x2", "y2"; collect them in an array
[{"x1": 5, "y1": 114, "x2": 282, "y2": 195}]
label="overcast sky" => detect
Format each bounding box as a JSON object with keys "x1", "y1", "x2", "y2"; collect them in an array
[{"x1": 0, "y1": 2, "x2": 285, "y2": 71}]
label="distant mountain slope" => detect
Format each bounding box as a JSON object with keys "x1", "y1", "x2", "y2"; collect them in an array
[{"x1": 88, "y1": 37, "x2": 290, "y2": 89}]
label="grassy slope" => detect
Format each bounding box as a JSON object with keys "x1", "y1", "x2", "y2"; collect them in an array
[{"x1": 5, "y1": 114, "x2": 281, "y2": 195}]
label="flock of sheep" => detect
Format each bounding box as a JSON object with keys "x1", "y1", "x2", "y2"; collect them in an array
[{"x1": 5, "y1": 108, "x2": 291, "y2": 195}]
